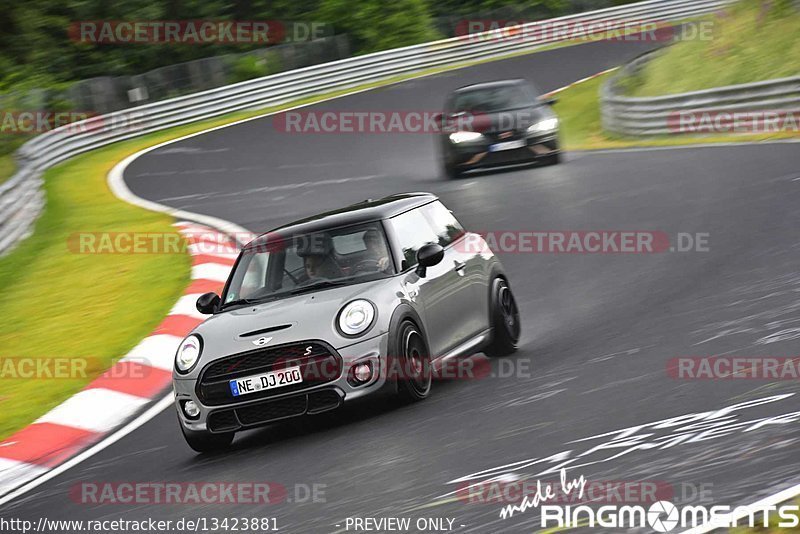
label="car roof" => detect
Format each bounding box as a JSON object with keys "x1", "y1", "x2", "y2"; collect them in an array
[{"x1": 248, "y1": 192, "x2": 438, "y2": 245}]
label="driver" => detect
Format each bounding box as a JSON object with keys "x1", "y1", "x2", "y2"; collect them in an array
[
  {"x1": 364, "y1": 228, "x2": 391, "y2": 272},
  {"x1": 297, "y1": 232, "x2": 342, "y2": 280}
]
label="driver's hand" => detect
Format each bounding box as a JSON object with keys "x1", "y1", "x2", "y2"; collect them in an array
[{"x1": 378, "y1": 257, "x2": 390, "y2": 270}]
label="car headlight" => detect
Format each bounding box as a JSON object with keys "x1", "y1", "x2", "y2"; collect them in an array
[
  {"x1": 337, "y1": 300, "x2": 376, "y2": 337},
  {"x1": 527, "y1": 117, "x2": 559, "y2": 134},
  {"x1": 175, "y1": 334, "x2": 202, "y2": 374},
  {"x1": 449, "y1": 131, "x2": 484, "y2": 144}
]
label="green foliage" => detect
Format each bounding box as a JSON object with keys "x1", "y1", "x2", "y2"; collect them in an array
[
  {"x1": 620, "y1": 0, "x2": 800, "y2": 96},
  {"x1": 316, "y1": 0, "x2": 440, "y2": 53},
  {"x1": 228, "y1": 52, "x2": 281, "y2": 84},
  {"x1": 0, "y1": 0, "x2": 644, "y2": 96}
]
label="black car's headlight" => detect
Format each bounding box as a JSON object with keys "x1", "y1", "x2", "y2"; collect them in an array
[
  {"x1": 449, "y1": 131, "x2": 484, "y2": 144},
  {"x1": 337, "y1": 300, "x2": 376, "y2": 337},
  {"x1": 527, "y1": 117, "x2": 559, "y2": 135},
  {"x1": 175, "y1": 334, "x2": 202, "y2": 374}
]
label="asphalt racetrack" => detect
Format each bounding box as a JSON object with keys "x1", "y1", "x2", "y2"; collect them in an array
[{"x1": 6, "y1": 37, "x2": 800, "y2": 533}]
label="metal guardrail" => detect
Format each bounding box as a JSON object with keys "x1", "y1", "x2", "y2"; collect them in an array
[
  {"x1": 602, "y1": 50, "x2": 800, "y2": 136},
  {"x1": 0, "y1": 0, "x2": 731, "y2": 255}
]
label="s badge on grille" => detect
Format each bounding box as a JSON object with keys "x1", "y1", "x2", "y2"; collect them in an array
[{"x1": 252, "y1": 336, "x2": 273, "y2": 346}]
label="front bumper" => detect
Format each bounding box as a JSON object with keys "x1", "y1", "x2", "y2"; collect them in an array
[
  {"x1": 448, "y1": 133, "x2": 559, "y2": 170},
  {"x1": 174, "y1": 332, "x2": 390, "y2": 433}
]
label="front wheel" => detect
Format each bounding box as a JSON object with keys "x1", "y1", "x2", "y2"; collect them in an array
[
  {"x1": 394, "y1": 321, "x2": 432, "y2": 401},
  {"x1": 180, "y1": 420, "x2": 234, "y2": 453},
  {"x1": 539, "y1": 150, "x2": 561, "y2": 166},
  {"x1": 443, "y1": 159, "x2": 462, "y2": 180},
  {"x1": 484, "y1": 278, "x2": 521, "y2": 357}
]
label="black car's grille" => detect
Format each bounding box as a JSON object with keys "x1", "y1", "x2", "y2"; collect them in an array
[
  {"x1": 198, "y1": 341, "x2": 342, "y2": 405},
  {"x1": 206, "y1": 389, "x2": 343, "y2": 433},
  {"x1": 484, "y1": 130, "x2": 526, "y2": 142}
]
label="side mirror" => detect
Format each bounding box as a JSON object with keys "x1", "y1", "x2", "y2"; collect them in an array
[
  {"x1": 196, "y1": 292, "x2": 221, "y2": 314},
  {"x1": 541, "y1": 96, "x2": 558, "y2": 106},
  {"x1": 415, "y1": 243, "x2": 444, "y2": 278}
]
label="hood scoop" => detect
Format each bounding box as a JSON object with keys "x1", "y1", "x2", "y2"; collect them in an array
[{"x1": 239, "y1": 324, "x2": 293, "y2": 338}]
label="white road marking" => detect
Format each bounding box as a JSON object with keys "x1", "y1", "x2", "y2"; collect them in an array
[
  {"x1": 191, "y1": 263, "x2": 232, "y2": 282},
  {"x1": 35, "y1": 389, "x2": 150, "y2": 434},
  {"x1": 119, "y1": 334, "x2": 183, "y2": 371},
  {"x1": 0, "y1": 459, "x2": 49, "y2": 496},
  {"x1": 0, "y1": 395, "x2": 173, "y2": 505},
  {"x1": 169, "y1": 293, "x2": 208, "y2": 320}
]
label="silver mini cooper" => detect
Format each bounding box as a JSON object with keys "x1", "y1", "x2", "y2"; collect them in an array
[{"x1": 173, "y1": 192, "x2": 520, "y2": 452}]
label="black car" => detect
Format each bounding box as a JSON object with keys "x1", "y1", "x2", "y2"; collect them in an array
[{"x1": 437, "y1": 79, "x2": 561, "y2": 179}]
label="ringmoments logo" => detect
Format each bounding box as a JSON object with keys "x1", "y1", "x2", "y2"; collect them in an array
[{"x1": 498, "y1": 469, "x2": 800, "y2": 531}]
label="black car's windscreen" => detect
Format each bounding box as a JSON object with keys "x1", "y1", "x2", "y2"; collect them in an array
[
  {"x1": 450, "y1": 84, "x2": 538, "y2": 113},
  {"x1": 222, "y1": 222, "x2": 393, "y2": 306}
]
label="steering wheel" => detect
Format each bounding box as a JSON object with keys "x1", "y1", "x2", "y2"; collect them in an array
[{"x1": 353, "y1": 258, "x2": 383, "y2": 274}]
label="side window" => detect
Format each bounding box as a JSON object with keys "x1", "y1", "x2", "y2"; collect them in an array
[
  {"x1": 387, "y1": 209, "x2": 439, "y2": 270},
  {"x1": 422, "y1": 201, "x2": 465, "y2": 247}
]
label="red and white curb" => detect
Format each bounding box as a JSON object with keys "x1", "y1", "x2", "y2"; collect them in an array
[{"x1": 0, "y1": 222, "x2": 251, "y2": 497}]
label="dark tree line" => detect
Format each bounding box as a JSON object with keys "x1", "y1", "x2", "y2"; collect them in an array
[{"x1": 0, "y1": 0, "x2": 635, "y2": 91}]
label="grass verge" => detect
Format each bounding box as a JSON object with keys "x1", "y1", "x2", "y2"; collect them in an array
[
  {"x1": 554, "y1": 71, "x2": 800, "y2": 151},
  {"x1": 621, "y1": 1, "x2": 800, "y2": 96},
  {"x1": 0, "y1": 154, "x2": 15, "y2": 184}
]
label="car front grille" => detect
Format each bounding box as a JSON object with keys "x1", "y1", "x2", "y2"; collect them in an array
[
  {"x1": 206, "y1": 388, "x2": 343, "y2": 433},
  {"x1": 198, "y1": 341, "x2": 342, "y2": 405}
]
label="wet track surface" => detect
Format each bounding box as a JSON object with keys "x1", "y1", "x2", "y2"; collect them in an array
[{"x1": 6, "y1": 38, "x2": 800, "y2": 533}]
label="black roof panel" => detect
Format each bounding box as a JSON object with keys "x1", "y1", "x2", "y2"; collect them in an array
[{"x1": 245, "y1": 192, "x2": 437, "y2": 247}]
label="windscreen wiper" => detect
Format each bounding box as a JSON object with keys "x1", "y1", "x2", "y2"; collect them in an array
[
  {"x1": 286, "y1": 280, "x2": 349, "y2": 295},
  {"x1": 220, "y1": 297, "x2": 260, "y2": 309}
]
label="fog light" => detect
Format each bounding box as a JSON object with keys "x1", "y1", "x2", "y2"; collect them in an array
[
  {"x1": 183, "y1": 400, "x2": 200, "y2": 419},
  {"x1": 353, "y1": 363, "x2": 372, "y2": 383}
]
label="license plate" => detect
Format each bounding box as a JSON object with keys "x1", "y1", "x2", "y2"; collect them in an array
[
  {"x1": 229, "y1": 366, "x2": 303, "y2": 397},
  {"x1": 489, "y1": 140, "x2": 526, "y2": 152}
]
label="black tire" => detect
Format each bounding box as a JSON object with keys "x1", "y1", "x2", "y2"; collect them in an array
[
  {"x1": 485, "y1": 278, "x2": 521, "y2": 357},
  {"x1": 394, "y1": 321, "x2": 432, "y2": 401},
  {"x1": 180, "y1": 421, "x2": 234, "y2": 453},
  {"x1": 540, "y1": 151, "x2": 561, "y2": 166},
  {"x1": 443, "y1": 159, "x2": 462, "y2": 180}
]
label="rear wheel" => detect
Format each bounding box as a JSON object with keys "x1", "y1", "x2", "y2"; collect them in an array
[
  {"x1": 485, "y1": 278, "x2": 521, "y2": 357},
  {"x1": 180, "y1": 420, "x2": 234, "y2": 453},
  {"x1": 395, "y1": 321, "x2": 432, "y2": 401}
]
